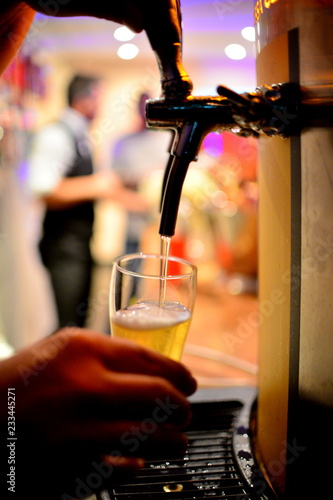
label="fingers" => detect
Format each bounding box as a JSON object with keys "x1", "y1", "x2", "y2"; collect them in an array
[
  {"x1": 26, "y1": 420, "x2": 188, "y2": 497},
  {"x1": 16, "y1": 449, "x2": 146, "y2": 500},
  {"x1": 12, "y1": 329, "x2": 195, "y2": 430},
  {"x1": 66, "y1": 369, "x2": 192, "y2": 430},
  {"x1": 54, "y1": 456, "x2": 145, "y2": 500},
  {"x1": 54, "y1": 328, "x2": 197, "y2": 397},
  {"x1": 97, "y1": 372, "x2": 191, "y2": 426},
  {"x1": 94, "y1": 334, "x2": 197, "y2": 396},
  {"x1": 60, "y1": 419, "x2": 189, "y2": 460}
]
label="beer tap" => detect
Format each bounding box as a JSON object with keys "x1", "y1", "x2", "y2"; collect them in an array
[{"x1": 143, "y1": 1, "x2": 302, "y2": 237}]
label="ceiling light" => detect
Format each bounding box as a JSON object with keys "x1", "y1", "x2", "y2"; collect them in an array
[
  {"x1": 224, "y1": 44, "x2": 247, "y2": 60},
  {"x1": 114, "y1": 26, "x2": 135, "y2": 41},
  {"x1": 241, "y1": 26, "x2": 255, "y2": 42},
  {"x1": 117, "y1": 43, "x2": 139, "y2": 60}
]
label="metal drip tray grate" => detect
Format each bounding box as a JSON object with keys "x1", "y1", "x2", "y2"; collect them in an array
[{"x1": 100, "y1": 388, "x2": 275, "y2": 500}]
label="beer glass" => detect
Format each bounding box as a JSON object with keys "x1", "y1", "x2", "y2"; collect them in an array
[{"x1": 109, "y1": 253, "x2": 197, "y2": 361}]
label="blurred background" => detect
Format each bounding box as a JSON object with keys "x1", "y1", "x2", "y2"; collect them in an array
[{"x1": 0, "y1": 0, "x2": 259, "y2": 387}]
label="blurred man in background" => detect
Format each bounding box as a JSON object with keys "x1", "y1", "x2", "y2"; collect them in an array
[{"x1": 28, "y1": 75, "x2": 147, "y2": 328}]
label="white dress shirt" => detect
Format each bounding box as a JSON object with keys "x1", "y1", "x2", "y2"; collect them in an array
[{"x1": 28, "y1": 108, "x2": 90, "y2": 196}]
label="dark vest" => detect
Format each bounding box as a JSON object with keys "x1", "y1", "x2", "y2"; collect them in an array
[{"x1": 39, "y1": 121, "x2": 94, "y2": 262}]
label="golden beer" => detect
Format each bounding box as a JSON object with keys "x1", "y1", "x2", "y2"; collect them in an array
[{"x1": 111, "y1": 300, "x2": 192, "y2": 361}]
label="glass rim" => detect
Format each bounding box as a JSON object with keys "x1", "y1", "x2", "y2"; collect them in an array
[{"x1": 112, "y1": 252, "x2": 197, "y2": 280}]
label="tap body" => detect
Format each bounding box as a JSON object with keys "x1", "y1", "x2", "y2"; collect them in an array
[
  {"x1": 146, "y1": 95, "x2": 244, "y2": 237},
  {"x1": 145, "y1": 84, "x2": 301, "y2": 237}
]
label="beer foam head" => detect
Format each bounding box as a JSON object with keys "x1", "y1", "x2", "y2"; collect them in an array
[{"x1": 112, "y1": 300, "x2": 191, "y2": 329}]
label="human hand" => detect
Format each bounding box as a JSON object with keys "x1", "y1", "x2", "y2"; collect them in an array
[
  {"x1": 24, "y1": 0, "x2": 175, "y2": 34},
  {"x1": 0, "y1": 328, "x2": 196, "y2": 499},
  {"x1": 25, "y1": 0, "x2": 187, "y2": 94}
]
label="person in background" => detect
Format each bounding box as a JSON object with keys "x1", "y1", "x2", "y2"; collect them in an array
[
  {"x1": 28, "y1": 75, "x2": 147, "y2": 328},
  {"x1": 112, "y1": 92, "x2": 172, "y2": 254},
  {"x1": 0, "y1": 2, "x2": 197, "y2": 499}
]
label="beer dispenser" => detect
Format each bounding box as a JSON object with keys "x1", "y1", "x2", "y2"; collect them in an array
[{"x1": 142, "y1": 0, "x2": 333, "y2": 498}]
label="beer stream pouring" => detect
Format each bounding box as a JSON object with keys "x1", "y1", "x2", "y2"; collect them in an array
[{"x1": 143, "y1": 0, "x2": 322, "y2": 238}]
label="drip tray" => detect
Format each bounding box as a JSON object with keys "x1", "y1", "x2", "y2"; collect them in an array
[{"x1": 99, "y1": 387, "x2": 276, "y2": 500}]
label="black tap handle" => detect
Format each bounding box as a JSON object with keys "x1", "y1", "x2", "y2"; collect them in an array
[{"x1": 143, "y1": 0, "x2": 192, "y2": 99}]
